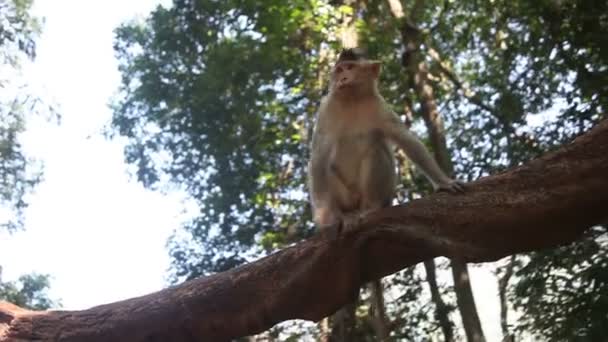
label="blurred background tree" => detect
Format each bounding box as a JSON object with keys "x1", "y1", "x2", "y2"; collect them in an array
[
  {"x1": 0, "y1": 0, "x2": 59, "y2": 310},
  {"x1": 0, "y1": 0, "x2": 44, "y2": 232},
  {"x1": 0, "y1": 267, "x2": 58, "y2": 310},
  {"x1": 111, "y1": 0, "x2": 607, "y2": 340}
]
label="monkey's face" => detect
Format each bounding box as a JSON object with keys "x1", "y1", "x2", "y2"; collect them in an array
[{"x1": 330, "y1": 61, "x2": 381, "y2": 95}]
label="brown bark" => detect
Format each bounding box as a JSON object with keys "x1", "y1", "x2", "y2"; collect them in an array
[
  {"x1": 423, "y1": 260, "x2": 454, "y2": 342},
  {"x1": 2, "y1": 119, "x2": 608, "y2": 341}
]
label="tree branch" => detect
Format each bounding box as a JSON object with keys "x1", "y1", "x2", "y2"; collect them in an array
[
  {"x1": 2, "y1": 120, "x2": 608, "y2": 342},
  {"x1": 427, "y1": 46, "x2": 495, "y2": 114},
  {"x1": 427, "y1": 45, "x2": 542, "y2": 155}
]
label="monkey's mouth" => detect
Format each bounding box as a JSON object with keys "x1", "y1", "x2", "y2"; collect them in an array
[{"x1": 337, "y1": 83, "x2": 355, "y2": 89}]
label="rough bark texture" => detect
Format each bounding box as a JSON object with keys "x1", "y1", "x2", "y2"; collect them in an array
[{"x1": 1, "y1": 120, "x2": 608, "y2": 342}]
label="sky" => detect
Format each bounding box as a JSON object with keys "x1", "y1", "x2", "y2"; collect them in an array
[
  {"x1": 0, "y1": 0, "x2": 181, "y2": 309},
  {"x1": 0, "y1": 1, "x2": 505, "y2": 340}
]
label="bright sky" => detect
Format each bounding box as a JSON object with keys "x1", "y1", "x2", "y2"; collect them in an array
[{"x1": 0, "y1": 1, "x2": 506, "y2": 340}]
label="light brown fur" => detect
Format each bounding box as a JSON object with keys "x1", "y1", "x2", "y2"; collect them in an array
[{"x1": 308, "y1": 59, "x2": 463, "y2": 233}]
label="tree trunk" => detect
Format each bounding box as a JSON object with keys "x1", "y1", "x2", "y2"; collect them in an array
[
  {"x1": 338, "y1": 0, "x2": 359, "y2": 48},
  {"x1": 424, "y1": 260, "x2": 455, "y2": 342},
  {"x1": 498, "y1": 256, "x2": 516, "y2": 342},
  {"x1": 416, "y1": 61, "x2": 487, "y2": 341},
  {"x1": 319, "y1": 317, "x2": 330, "y2": 342},
  {"x1": 397, "y1": 16, "x2": 487, "y2": 342},
  {"x1": 416, "y1": 59, "x2": 487, "y2": 341},
  {"x1": 385, "y1": 2, "x2": 486, "y2": 340},
  {"x1": 329, "y1": 299, "x2": 358, "y2": 342},
  {"x1": 451, "y1": 261, "x2": 485, "y2": 342},
  {"x1": 2, "y1": 119, "x2": 607, "y2": 341},
  {"x1": 368, "y1": 279, "x2": 389, "y2": 341}
]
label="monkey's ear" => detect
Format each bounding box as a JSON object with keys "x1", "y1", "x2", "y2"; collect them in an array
[{"x1": 368, "y1": 61, "x2": 382, "y2": 78}]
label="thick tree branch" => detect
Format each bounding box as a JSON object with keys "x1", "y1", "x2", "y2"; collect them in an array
[{"x1": 2, "y1": 120, "x2": 608, "y2": 342}]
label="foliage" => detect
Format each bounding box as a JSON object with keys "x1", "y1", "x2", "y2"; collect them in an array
[
  {"x1": 511, "y1": 226, "x2": 608, "y2": 341},
  {"x1": 0, "y1": 269, "x2": 59, "y2": 310},
  {"x1": 112, "y1": 0, "x2": 342, "y2": 278},
  {"x1": 0, "y1": 0, "x2": 40, "y2": 65},
  {"x1": 0, "y1": 0, "x2": 45, "y2": 232},
  {"x1": 386, "y1": 265, "x2": 450, "y2": 340}
]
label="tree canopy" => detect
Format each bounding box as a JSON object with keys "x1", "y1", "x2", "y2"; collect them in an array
[{"x1": 0, "y1": 0, "x2": 43, "y2": 232}]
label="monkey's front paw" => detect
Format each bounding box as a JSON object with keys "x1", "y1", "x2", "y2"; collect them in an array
[
  {"x1": 436, "y1": 179, "x2": 466, "y2": 194},
  {"x1": 319, "y1": 213, "x2": 364, "y2": 240}
]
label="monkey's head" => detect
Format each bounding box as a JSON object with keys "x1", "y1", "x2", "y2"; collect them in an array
[
  {"x1": 329, "y1": 59, "x2": 382, "y2": 97},
  {"x1": 329, "y1": 47, "x2": 381, "y2": 97}
]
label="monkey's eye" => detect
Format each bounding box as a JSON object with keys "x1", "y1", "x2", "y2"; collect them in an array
[{"x1": 335, "y1": 66, "x2": 343, "y2": 73}]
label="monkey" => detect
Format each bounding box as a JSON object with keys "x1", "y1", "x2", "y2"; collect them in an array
[
  {"x1": 308, "y1": 48, "x2": 464, "y2": 236},
  {"x1": 307, "y1": 48, "x2": 465, "y2": 340}
]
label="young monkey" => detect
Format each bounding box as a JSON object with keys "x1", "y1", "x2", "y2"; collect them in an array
[{"x1": 308, "y1": 48, "x2": 464, "y2": 236}]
